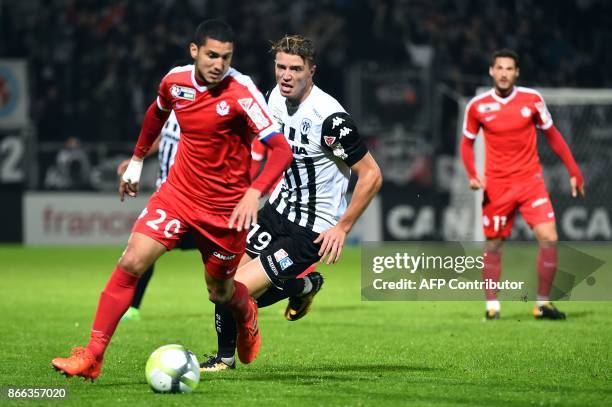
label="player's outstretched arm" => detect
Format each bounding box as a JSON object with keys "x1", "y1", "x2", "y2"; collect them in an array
[
  {"x1": 460, "y1": 136, "x2": 484, "y2": 190},
  {"x1": 229, "y1": 133, "x2": 292, "y2": 231},
  {"x1": 542, "y1": 125, "x2": 585, "y2": 198},
  {"x1": 315, "y1": 152, "x2": 382, "y2": 264}
]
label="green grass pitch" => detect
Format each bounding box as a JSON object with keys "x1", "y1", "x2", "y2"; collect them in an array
[{"x1": 0, "y1": 245, "x2": 610, "y2": 406}]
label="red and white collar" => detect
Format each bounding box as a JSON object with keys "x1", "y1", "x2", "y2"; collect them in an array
[{"x1": 490, "y1": 87, "x2": 517, "y2": 104}]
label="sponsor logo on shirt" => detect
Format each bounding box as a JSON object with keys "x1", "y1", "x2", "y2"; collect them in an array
[
  {"x1": 339, "y1": 127, "x2": 352, "y2": 139},
  {"x1": 170, "y1": 84, "x2": 196, "y2": 101},
  {"x1": 291, "y1": 145, "x2": 308, "y2": 155},
  {"x1": 331, "y1": 116, "x2": 345, "y2": 129},
  {"x1": 477, "y1": 102, "x2": 500, "y2": 113},
  {"x1": 238, "y1": 97, "x2": 271, "y2": 130},
  {"x1": 521, "y1": 106, "x2": 531, "y2": 118},
  {"x1": 216, "y1": 100, "x2": 230, "y2": 116},
  {"x1": 484, "y1": 115, "x2": 496, "y2": 122}
]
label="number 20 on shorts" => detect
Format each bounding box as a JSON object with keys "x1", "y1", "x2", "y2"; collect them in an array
[{"x1": 138, "y1": 208, "x2": 181, "y2": 238}]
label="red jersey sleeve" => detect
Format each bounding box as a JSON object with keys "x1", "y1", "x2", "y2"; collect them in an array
[
  {"x1": 250, "y1": 138, "x2": 266, "y2": 179},
  {"x1": 463, "y1": 100, "x2": 481, "y2": 140},
  {"x1": 533, "y1": 92, "x2": 553, "y2": 130},
  {"x1": 157, "y1": 76, "x2": 172, "y2": 112},
  {"x1": 251, "y1": 138, "x2": 267, "y2": 162},
  {"x1": 235, "y1": 84, "x2": 279, "y2": 142}
]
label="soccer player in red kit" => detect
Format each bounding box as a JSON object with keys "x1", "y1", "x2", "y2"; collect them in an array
[
  {"x1": 461, "y1": 49, "x2": 584, "y2": 320},
  {"x1": 51, "y1": 20, "x2": 292, "y2": 380}
]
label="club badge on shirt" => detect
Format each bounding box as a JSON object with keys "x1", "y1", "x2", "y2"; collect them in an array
[
  {"x1": 521, "y1": 106, "x2": 531, "y2": 118},
  {"x1": 216, "y1": 100, "x2": 230, "y2": 116}
]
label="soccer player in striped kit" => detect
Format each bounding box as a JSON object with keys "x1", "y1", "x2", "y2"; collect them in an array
[{"x1": 201, "y1": 35, "x2": 382, "y2": 371}]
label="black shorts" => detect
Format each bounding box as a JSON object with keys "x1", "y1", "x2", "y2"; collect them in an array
[
  {"x1": 246, "y1": 203, "x2": 321, "y2": 288},
  {"x1": 177, "y1": 231, "x2": 197, "y2": 250}
]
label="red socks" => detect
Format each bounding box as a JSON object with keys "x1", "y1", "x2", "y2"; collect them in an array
[
  {"x1": 483, "y1": 251, "x2": 502, "y2": 300},
  {"x1": 537, "y1": 245, "x2": 558, "y2": 300},
  {"x1": 226, "y1": 281, "x2": 253, "y2": 324},
  {"x1": 87, "y1": 266, "x2": 139, "y2": 359}
]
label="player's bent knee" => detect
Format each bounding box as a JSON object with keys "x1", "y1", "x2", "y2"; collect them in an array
[
  {"x1": 538, "y1": 232, "x2": 558, "y2": 243},
  {"x1": 207, "y1": 284, "x2": 233, "y2": 304},
  {"x1": 208, "y1": 290, "x2": 232, "y2": 305},
  {"x1": 118, "y1": 250, "x2": 150, "y2": 276}
]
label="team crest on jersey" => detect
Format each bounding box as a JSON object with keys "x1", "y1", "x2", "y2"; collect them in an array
[
  {"x1": 521, "y1": 106, "x2": 531, "y2": 118},
  {"x1": 477, "y1": 102, "x2": 501, "y2": 113},
  {"x1": 170, "y1": 84, "x2": 196, "y2": 101},
  {"x1": 238, "y1": 97, "x2": 271, "y2": 130},
  {"x1": 300, "y1": 118, "x2": 312, "y2": 136},
  {"x1": 324, "y1": 136, "x2": 336, "y2": 146},
  {"x1": 216, "y1": 100, "x2": 230, "y2": 116}
]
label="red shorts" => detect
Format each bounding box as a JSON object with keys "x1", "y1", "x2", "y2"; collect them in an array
[
  {"x1": 482, "y1": 176, "x2": 555, "y2": 239},
  {"x1": 132, "y1": 183, "x2": 246, "y2": 280}
]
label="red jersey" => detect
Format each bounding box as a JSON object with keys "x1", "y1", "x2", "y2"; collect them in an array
[
  {"x1": 463, "y1": 86, "x2": 553, "y2": 183},
  {"x1": 156, "y1": 65, "x2": 278, "y2": 213}
]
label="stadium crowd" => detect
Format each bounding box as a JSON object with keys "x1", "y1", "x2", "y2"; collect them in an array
[{"x1": 1, "y1": 0, "x2": 611, "y2": 143}]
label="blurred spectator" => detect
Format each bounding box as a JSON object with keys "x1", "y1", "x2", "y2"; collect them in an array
[
  {"x1": 1, "y1": 0, "x2": 611, "y2": 144},
  {"x1": 44, "y1": 137, "x2": 91, "y2": 190}
]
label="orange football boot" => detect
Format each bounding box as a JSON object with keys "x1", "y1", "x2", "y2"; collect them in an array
[{"x1": 52, "y1": 347, "x2": 102, "y2": 381}]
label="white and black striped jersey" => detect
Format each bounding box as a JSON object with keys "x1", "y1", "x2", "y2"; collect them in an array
[
  {"x1": 156, "y1": 110, "x2": 180, "y2": 188},
  {"x1": 267, "y1": 85, "x2": 368, "y2": 233}
]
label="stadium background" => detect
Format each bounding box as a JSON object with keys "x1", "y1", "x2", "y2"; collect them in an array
[
  {"x1": 2, "y1": 0, "x2": 611, "y2": 245},
  {"x1": 1, "y1": 2, "x2": 612, "y2": 406}
]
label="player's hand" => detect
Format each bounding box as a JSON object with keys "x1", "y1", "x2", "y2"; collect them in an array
[
  {"x1": 118, "y1": 157, "x2": 143, "y2": 201},
  {"x1": 314, "y1": 225, "x2": 347, "y2": 265},
  {"x1": 229, "y1": 188, "x2": 261, "y2": 231},
  {"x1": 469, "y1": 176, "x2": 484, "y2": 190},
  {"x1": 116, "y1": 158, "x2": 130, "y2": 177},
  {"x1": 119, "y1": 179, "x2": 139, "y2": 201},
  {"x1": 570, "y1": 176, "x2": 585, "y2": 198}
]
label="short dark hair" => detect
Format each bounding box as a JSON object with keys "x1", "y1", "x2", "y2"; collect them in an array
[
  {"x1": 491, "y1": 49, "x2": 519, "y2": 68},
  {"x1": 271, "y1": 35, "x2": 316, "y2": 66},
  {"x1": 193, "y1": 19, "x2": 235, "y2": 46}
]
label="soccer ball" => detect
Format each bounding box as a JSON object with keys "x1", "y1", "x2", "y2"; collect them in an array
[{"x1": 145, "y1": 344, "x2": 200, "y2": 393}]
